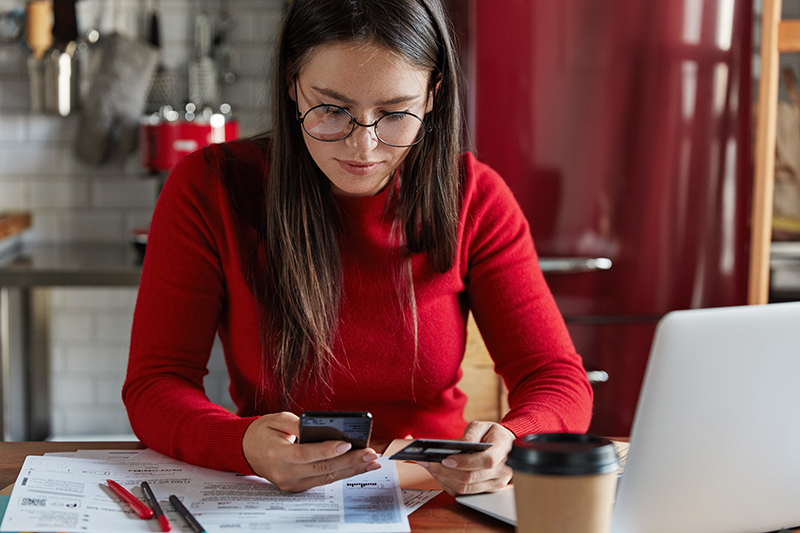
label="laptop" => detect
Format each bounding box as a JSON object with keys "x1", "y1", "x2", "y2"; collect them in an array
[{"x1": 458, "y1": 302, "x2": 800, "y2": 533}]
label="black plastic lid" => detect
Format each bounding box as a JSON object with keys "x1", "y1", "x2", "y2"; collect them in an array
[{"x1": 506, "y1": 433, "x2": 620, "y2": 476}]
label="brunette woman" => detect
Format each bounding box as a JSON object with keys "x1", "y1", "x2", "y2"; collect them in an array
[{"x1": 123, "y1": 0, "x2": 592, "y2": 495}]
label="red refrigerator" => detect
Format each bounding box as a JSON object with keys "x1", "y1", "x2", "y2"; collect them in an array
[{"x1": 459, "y1": 0, "x2": 752, "y2": 436}]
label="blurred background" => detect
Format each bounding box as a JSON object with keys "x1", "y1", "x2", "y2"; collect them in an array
[
  {"x1": 0, "y1": 0, "x2": 282, "y2": 440},
  {"x1": 0, "y1": 0, "x2": 797, "y2": 441}
]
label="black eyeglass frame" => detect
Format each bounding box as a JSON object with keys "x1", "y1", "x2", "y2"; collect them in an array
[{"x1": 294, "y1": 78, "x2": 435, "y2": 148}]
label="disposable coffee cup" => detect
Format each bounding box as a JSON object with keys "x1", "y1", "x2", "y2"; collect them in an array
[{"x1": 506, "y1": 433, "x2": 620, "y2": 533}]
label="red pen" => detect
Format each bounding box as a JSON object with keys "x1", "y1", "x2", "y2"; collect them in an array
[{"x1": 105, "y1": 479, "x2": 154, "y2": 519}]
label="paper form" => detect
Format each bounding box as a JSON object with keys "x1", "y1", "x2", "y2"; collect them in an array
[
  {"x1": 401, "y1": 489, "x2": 440, "y2": 512},
  {"x1": 72, "y1": 449, "x2": 145, "y2": 461},
  {"x1": 0, "y1": 452, "x2": 410, "y2": 533},
  {"x1": 180, "y1": 459, "x2": 408, "y2": 531},
  {"x1": 0, "y1": 454, "x2": 197, "y2": 533}
]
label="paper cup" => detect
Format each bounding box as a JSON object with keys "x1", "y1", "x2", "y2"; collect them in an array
[{"x1": 506, "y1": 433, "x2": 620, "y2": 533}]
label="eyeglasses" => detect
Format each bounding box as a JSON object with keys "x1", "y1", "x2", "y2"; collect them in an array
[{"x1": 294, "y1": 79, "x2": 433, "y2": 148}]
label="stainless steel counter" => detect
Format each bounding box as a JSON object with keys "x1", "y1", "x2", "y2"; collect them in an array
[
  {"x1": 0, "y1": 243, "x2": 142, "y2": 286},
  {"x1": 0, "y1": 243, "x2": 142, "y2": 441}
]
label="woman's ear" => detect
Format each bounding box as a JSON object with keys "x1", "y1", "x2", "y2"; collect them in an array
[{"x1": 426, "y1": 76, "x2": 442, "y2": 114}]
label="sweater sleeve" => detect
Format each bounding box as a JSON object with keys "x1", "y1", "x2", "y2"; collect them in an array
[
  {"x1": 460, "y1": 153, "x2": 593, "y2": 436},
  {"x1": 122, "y1": 151, "x2": 258, "y2": 474}
]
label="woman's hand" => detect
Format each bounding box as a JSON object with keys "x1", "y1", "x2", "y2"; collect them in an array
[
  {"x1": 419, "y1": 421, "x2": 515, "y2": 496},
  {"x1": 242, "y1": 412, "x2": 381, "y2": 492}
]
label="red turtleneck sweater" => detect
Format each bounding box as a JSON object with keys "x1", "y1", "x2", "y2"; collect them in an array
[{"x1": 123, "y1": 140, "x2": 592, "y2": 475}]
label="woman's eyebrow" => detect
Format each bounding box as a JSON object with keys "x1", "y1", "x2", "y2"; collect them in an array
[{"x1": 311, "y1": 85, "x2": 422, "y2": 106}]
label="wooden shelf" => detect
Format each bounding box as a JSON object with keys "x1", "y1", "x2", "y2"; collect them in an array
[{"x1": 0, "y1": 212, "x2": 32, "y2": 241}]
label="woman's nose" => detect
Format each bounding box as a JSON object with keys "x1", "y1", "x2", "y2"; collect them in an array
[{"x1": 345, "y1": 121, "x2": 380, "y2": 151}]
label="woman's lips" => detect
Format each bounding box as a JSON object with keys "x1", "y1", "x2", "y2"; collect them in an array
[{"x1": 336, "y1": 159, "x2": 381, "y2": 175}]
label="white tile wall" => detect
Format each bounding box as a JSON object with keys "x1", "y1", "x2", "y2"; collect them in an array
[
  {"x1": 0, "y1": 180, "x2": 25, "y2": 209},
  {"x1": 24, "y1": 212, "x2": 63, "y2": 243},
  {"x1": 49, "y1": 288, "x2": 232, "y2": 438},
  {"x1": 29, "y1": 180, "x2": 91, "y2": 209},
  {"x1": 0, "y1": 0, "x2": 284, "y2": 438},
  {"x1": 93, "y1": 180, "x2": 161, "y2": 209},
  {"x1": 95, "y1": 312, "x2": 134, "y2": 341},
  {"x1": 0, "y1": 114, "x2": 26, "y2": 142},
  {"x1": 62, "y1": 211, "x2": 124, "y2": 242}
]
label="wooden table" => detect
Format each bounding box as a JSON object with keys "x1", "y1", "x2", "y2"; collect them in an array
[{"x1": 0, "y1": 441, "x2": 513, "y2": 533}]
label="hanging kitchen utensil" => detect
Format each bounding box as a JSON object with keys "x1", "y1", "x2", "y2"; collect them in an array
[
  {"x1": 0, "y1": 9, "x2": 25, "y2": 44},
  {"x1": 78, "y1": 0, "x2": 110, "y2": 106},
  {"x1": 212, "y1": 0, "x2": 237, "y2": 85},
  {"x1": 42, "y1": 42, "x2": 81, "y2": 116},
  {"x1": 42, "y1": 0, "x2": 81, "y2": 116},
  {"x1": 51, "y1": 0, "x2": 78, "y2": 46},
  {"x1": 188, "y1": 5, "x2": 219, "y2": 110},
  {"x1": 145, "y1": 0, "x2": 181, "y2": 113},
  {"x1": 75, "y1": 32, "x2": 159, "y2": 164},
  {"x1": 26, "y1": 0, "x2": 52, "y2": 59},
  {"x1": 26, "y1": 0, "x2": 52, "y2": 112}
]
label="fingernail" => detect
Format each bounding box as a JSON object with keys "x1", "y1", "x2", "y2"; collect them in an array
[
  {"x1": 441, "y1": 458, "x2": 457, "y2": 468},
  {"x1": 362, "y1": 452, "x2": 378, "y2": 462},
  {"x1": 416, "y1": 461, "x2": 430, "y2": 468},
  {"x1": 335, "y1": 442, "x2": 352, "y2": 454},
  {"x1": 366, "y1": 463, "x2": 381, "y2": 471}
]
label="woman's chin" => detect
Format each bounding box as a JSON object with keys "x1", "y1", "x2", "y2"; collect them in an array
[{"x1": 330, "y1": 175, "x2": 392, "y2": 197}]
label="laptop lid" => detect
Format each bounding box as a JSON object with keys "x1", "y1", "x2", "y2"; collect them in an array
[
  {"x1": 611, "y1": 302, "x2": 800, "y2": 533},
  {"x1": 455, "y1": 487, "x2": 516, "y2": 526}
]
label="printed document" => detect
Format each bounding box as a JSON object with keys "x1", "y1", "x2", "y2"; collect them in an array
[{"x1": 0, "y1": 451, "x2": 410, "y2": 533}]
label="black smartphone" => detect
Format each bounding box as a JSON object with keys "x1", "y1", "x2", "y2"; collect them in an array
[{"x1": 298, "y1": 411, "x2": 373, "y2": 449}]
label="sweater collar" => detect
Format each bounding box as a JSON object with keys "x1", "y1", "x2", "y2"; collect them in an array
[{"x1": 333, "y1": 172, "x2": 397, "y2": 220}]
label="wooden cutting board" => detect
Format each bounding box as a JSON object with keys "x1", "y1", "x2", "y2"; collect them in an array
[{"x1": 0, "y1": 212, "x2": 32, "y2": 241}]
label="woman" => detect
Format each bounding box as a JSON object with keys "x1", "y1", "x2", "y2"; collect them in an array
[{"x1": 123, "y1": 0, "x2": 592, "y2": 495}]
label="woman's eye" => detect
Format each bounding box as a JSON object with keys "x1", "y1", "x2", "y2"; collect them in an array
[
  {"x1": 381, "y1": 113, "x2": 407, "y2": 123},
  {"x1": 322, "y1": 106, "x2": 347, "y2": 117}
]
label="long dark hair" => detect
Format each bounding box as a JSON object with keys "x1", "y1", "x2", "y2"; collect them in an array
[{"x1": 265, "y1": 0, "x2": 462, "y2": 408}]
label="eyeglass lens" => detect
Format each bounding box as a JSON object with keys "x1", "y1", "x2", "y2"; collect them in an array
[{"x1": 302, "y1": 105, "x2": 426, "y2": 147}]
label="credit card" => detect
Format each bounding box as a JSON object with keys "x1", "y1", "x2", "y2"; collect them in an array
[{"x1": 389, "y1": 439, "x2": 492, "y2": 462}]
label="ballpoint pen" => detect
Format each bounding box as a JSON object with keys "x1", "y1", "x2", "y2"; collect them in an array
[
  {"x1": 140, "y1": 480, "x2": 171, "y2": 532},
  {"x1": 169, "y1": 495, "x2": 206, "y2": 533},
  {"x1": 105, "y1": 479, "x2": 154, "y2": 520}
]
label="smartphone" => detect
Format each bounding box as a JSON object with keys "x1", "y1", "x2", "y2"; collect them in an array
[
  {"x1": 389, "y1": 439, "x2": 492, "y2": 462},
  {"x1": 298, "y1": 411, "x2": 373, "y2": 449}
]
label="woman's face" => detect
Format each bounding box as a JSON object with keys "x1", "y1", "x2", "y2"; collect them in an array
[{"x1": 293, "y1": 41, "x2": 432, "y2": 197}]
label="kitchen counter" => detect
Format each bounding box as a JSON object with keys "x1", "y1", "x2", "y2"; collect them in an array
[{"x1": 0, "y1": 242, "x2": 142, "y2": 286}]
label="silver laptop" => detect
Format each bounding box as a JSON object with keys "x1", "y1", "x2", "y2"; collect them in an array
[{"x1": 458, "y1": 302, "x2": 800, "y2": 533}]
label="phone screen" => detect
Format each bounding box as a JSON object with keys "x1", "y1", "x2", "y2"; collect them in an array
[{"x1": 299, "y1": 411, "x2": 373, "y2": 449}]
